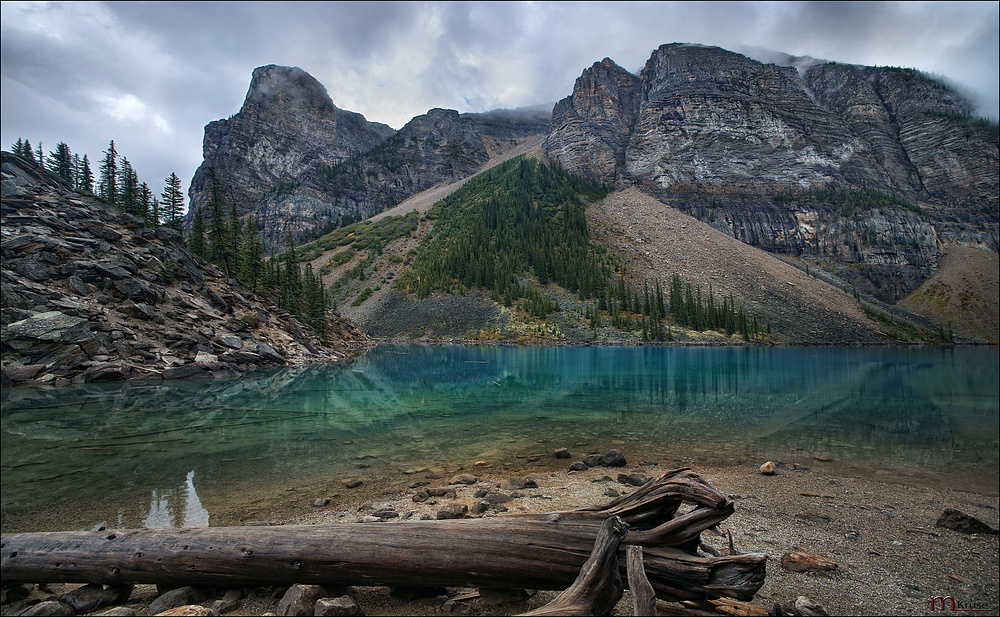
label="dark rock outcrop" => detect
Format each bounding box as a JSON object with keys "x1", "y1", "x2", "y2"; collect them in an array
[{"x1": 2, "y1": 152, "x2": 365, "y2": 386}]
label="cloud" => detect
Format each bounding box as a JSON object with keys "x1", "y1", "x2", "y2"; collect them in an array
[{"x1": 2, "y1": 1, "x2": 996, "y2": 204}]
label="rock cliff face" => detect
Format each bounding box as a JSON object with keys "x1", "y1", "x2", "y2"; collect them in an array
[
  {"x1": 2, "y1": 152, "x2": 364, "y2": 387},
  {"x1": 546, "y1": 44, "x2": 998, "y2": 301},
  {"x1": 261, "y1": 107, "x2": 550, "y2": 247},
  {"x1": 187, "y1": 65, "x2": 395, "y2": 229},
  {"x1": 189, "y1": 65, "x2": 550, "y2": 251}
]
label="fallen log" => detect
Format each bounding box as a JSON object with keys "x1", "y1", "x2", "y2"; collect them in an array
[
  {"x1": 521, "y1": 515, "x2": 628, "y2": 616},
  {"x1": 1, "y1": 468, "x2": 766, "y2": 602}
]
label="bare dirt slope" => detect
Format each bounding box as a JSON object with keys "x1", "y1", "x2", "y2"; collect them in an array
[
  {"x1": 589, "y1": 188, "x2": 889, "y2": 344},
  {"x1": 897, "y1": 244, "x2": 1000, "y2": 343}
]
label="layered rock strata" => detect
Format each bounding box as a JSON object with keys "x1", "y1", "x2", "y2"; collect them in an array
[{"x1": 546, "y1": 44, "x2": 998, "y2": 301}]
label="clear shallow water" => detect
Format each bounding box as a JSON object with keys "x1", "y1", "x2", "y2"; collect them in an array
[{"x1": 2, "y1": 345, "x2": 997, "y2": 533}]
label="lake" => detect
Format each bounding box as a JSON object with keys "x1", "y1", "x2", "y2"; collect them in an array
[{"x1": 2, "y1": 345, "x2": 997, "y2": 533}]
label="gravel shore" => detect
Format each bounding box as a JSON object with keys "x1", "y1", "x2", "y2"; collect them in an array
[{"x1": 4, "y1": 463, "x2": 997, "y2": 616}]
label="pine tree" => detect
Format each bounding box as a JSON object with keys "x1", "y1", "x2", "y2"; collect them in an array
[
  {"x1": 47, "y1": 142, "x2": 73, "y2": 183},
  {"x1": 206, "y1": 168, "x2": 232, "y2": 276},
  {"x1": 139, "y1": 182, "x2": 156, "y2": 227},
  {"x1": 98, "y1": 140, "x2": 118, "y2": 205},
  {"x1": 238, "y1": 216, "x2": 264, "y2": 291},
  {"x1": 11, "y1": 138, "x2": 24, "y2": 157},
  {"x1": 188, "y1": 206, "x2": 207, "y2": 259},
  {"x1": 161, "y1": 172, "x2": 185, "y2": 230},
  {"x1": 282, "y1": 241, "x2": 302, "y2": 317},
  {"x1": 22, "y1": 139, "x2": 34, "y2": 161},
  {"x1": 79, "y1": 154, "x2": 94, "y2": 192}
]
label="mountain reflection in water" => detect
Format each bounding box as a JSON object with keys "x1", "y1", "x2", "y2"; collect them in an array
[{"x1": 1, "y1": 345, "x2": 997, "y2": 533}]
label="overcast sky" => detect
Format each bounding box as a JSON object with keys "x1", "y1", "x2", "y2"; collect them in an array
[{"x1": 3, "y1": 1, "x2": 997, "y2": 204}]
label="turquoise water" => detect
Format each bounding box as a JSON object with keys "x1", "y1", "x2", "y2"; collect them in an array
[{"x1": 2, "y1": 345, "x2": 997, "y2": 532}]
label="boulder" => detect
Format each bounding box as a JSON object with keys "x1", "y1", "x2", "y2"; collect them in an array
[
  {"x1": 6, "y1": 311, "x2": 90, "y2": 343},
  {"x1": 276, "y1": 584, "x2": 328, "y2": 616},
  {"x1": 58, "y1": 583, "x2": 133, "y2": 612},
  {"x1": 314, "y1": 595, "x2": 364, "y2": 616},
  {"x1": 436, "y1": 503, "x2": 468, "y2": 520},
  {"x1": 759, "y1": 461, "x2": 777, "y2": 475},
  {"x1": 147, "y1": 586, "x2": 212, "y2": 615},
  {"x1": 601, "y1": 449, "x2": 627, "y2": 467}
]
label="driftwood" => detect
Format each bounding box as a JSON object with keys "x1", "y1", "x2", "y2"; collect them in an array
[
  {"x1": 520, "y1": 515, "x2": 628, "y2": 616},
  {"x1": 1, "y1": 468, "x2": 766, "y2": 603},
  {"x1": 626, "y1": 545, "x2": 657, "y2": 616}
]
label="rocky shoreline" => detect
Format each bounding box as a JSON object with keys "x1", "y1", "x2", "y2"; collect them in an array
[
  {"x1": 2, "y1": 453, "x2": 997, "y2": 617},
  {"x1": 2, "y1": 153, "x2": 366, "y2": 389}
]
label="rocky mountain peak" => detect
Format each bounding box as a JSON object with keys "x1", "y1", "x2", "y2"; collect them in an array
[
  {"x1": 545, "y1": 43, "x2": 997, "y2": 303},
  {"x1": 243, "y1": 64, "x2": 338, "y2": 114},
  {"x1": 187, "y1": 65, "x2": 394, "y2": 225}
]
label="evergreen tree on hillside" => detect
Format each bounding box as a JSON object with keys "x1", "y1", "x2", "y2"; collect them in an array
[
  {"x1": 161, "y1": 172, "x2": 185, "y2": 229},
  {"x1": 188, "y1": 206, "x2": 207, "y2": 259},
  {"x1": 47, "y1": 142, "x2": 73, "y2": 183},
  {"x1": 78, "y1": 154, "x2": 94, "y2": 192},
  {"x1": 238, "y1": 216, "x2": 265, "y2": 291},
  {"x1": 205, "y1": 167, "x2": 233, "y2": 276},
  {"x1": 98, "y1": 140, "x2": 118, "y2": 205},
  {"x1": 118, "y1": 157, "x2": 141, "y2": 217},
  {"x1": 22, "y1": 139, "x2": 34, "y2": 161},
  {"x1": 11, "y1": 138, "x2": 25, "y2": 157}
]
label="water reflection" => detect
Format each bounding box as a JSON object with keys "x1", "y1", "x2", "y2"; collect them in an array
[
  {"x1": 142, "y1": 470, "x2": 210, "y2": 529},
  {"x1": 1, "y1": 345, "x2": 997, "y2": 532}
]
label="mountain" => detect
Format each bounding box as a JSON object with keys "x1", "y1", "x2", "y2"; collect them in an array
[
  {"x1": 188, "y1": 65, "x2": 550, "y2": 250},
  {"x1": 545, "y1": 43, "x2": 998, "y2": 303},
  {"x1": 1, "y1": 152, "x2": 364, "y2": 387},
  {"x1": 187, "y1": 65, "x2": 395, "y2": 238}
]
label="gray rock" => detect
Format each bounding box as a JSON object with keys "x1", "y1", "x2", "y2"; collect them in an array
[
  {"x1": 793, "y1": 595, "x2": 831, "y2": 616},
  {"x1": 936, "y1": 508, "x2": 1000, "y2": 534},
  {"x1": 58, "y1": 582, "x2": 132, "y2": 612},
  {"x1": 94, "y1": 608, "x2": 137, "y2": 616},
  {"x1": 147, "y1": 586, "x2": 212, "y2": 615},
  {"x1": 436, "y1": 503, "x2": 468, "y2": 520},
  {"x1": 617, "y1": 472, "x2": 649, "y2": 487},
  {"x1": 508, "y1": 477, "x2": 538, "y2": 490},
  {"x1": 15, "y1": 600, "x2": 74, "y2": 616},
  {"x1": 569, "y1": 461, "x2": 588, "y2": 471},
  {"x1": 426, "y1": 487, "x2": 457, "y2": 498},
  {"x1": 449, "y1": 474, "x2": 477, "y2": 485},
  {"x1": 554, "y1": 448, "x2": 572, "y2": 459},
  {"x1": 219, "y1": 334, "x2": 243, "y2": 349},
  {"x1": 6, "y1": 311, "x2": 90, "y2": 343},
  {"x1": 582, "y1": 454, "x2": 603, "y2": 467},
  {"x1": 276, "y1": 584, "x2": 328, "y2": 616},
  {"x1": 601, "y1": 449, "x2": 627, "y2": 467},
  {"x1": 314, "y1": 595, "x2": 364, "y2": 616},
  {"x1": 372, "y1": 508, "x2": 399, "y2": 519},
  {"x1": 470, "y1": 501, "x2": 490, "y2": 515}
]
